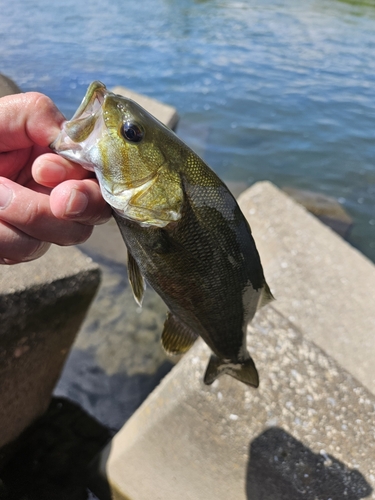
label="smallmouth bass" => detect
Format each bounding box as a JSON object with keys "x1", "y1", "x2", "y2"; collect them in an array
[{"x1": 51, "y1": 81, "x2": 273, "y2": 387}]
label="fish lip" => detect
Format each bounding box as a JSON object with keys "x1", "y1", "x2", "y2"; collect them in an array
[{"x1": 71, "y1": 81, "x2": 108, "y2": 121}]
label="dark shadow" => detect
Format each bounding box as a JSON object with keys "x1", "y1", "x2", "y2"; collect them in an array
[
  {"x1": 86, "y1": 445, "x2": 113, "y2": 500},
  {"x1": 246, "y1": 427, "x2": 372, "y2": 500},
  {"x1": 0, "y1": 397, "x2": 112, "y2": 500}
]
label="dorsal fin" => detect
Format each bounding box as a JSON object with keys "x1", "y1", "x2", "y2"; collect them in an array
[
  {"x1": 127, "y1": 251, "x2": 146, "y2": 306},
  {"x1": 161, "y1": 313, "x2": 198, "y2": 355},
  {"x1": 257, "y1": 282, "x2": 275, "y2": 310}
]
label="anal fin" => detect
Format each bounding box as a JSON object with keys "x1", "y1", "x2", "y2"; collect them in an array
[
  {"x1": 127, "y1": 251, "x2": 146, "y2": 306},
  {"x1": 162, "y1": 313, "x2": 198, "y2": 355}
]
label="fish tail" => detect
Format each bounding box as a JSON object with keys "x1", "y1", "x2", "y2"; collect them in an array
[{"x1": 203, "y1": 354, "x2": 259, "y2": 388}]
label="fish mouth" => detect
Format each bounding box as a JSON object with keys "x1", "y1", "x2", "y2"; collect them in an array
[
  {"x1": 70, "y1": 81, "x2": 107, "y2": 122},
  {"x1": 50, "y1": 81, "x2": 109, "y2": 168}
]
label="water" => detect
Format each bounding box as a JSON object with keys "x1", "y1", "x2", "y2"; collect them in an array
[{"x1": 1, "y1": 0, "x2": 374, "y2": 262}]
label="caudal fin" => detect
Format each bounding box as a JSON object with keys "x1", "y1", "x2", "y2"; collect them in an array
[{"x1": 203, "y1": 355, "x2": 259, "y2": 388}]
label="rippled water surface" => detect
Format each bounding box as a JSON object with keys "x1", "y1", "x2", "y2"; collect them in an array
[{"x1": 1, "y1": 0, "x2": 375, "y2": 260}]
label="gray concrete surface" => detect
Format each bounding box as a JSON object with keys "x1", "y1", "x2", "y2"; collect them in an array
[
  {"x1": 95, "y1": 181, "x2": 375, "y2": 500},
  {"x1": 238, "y1": 182, "x2": 375, "y2": 395},
  {"x1": 97, "y1": 309, "x2": 375, "y2": 500},
  {"x1": 0, "y1": 246, "x2": 100, "y2": 451}
]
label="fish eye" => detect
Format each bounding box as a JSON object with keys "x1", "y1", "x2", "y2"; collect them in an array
[{"x1": 121, "y1": 121, "x2": 144, "y2": 143}]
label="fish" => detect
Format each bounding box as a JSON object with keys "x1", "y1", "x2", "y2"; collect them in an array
[{"x1": 51, "y1": 81, "x2": 274, "y2": 387}]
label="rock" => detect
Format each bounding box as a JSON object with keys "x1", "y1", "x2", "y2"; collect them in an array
[
  {"x1": 282, "y1": 186, "x2": 353, "y2": 238},
  {"x1": 0, "y1": 246, "x2": 100, "y2": 452},
  {"x1": 0, "y1": 74, "x2": 21, "y2": 98}
]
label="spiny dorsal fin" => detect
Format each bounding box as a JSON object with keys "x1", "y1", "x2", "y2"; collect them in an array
[
  {"x1": 127, "y1": 251, "x2": 145, "y2": 306},
  {"x1": 257, "y1": 282, "x2": 275, "y2": 310},
  {"x1": 161, "y1": 313, "x2": 198, "y2": 355}
]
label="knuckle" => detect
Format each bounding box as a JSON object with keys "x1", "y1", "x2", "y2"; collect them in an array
[
  {"x1": 61, "y1": 225, "x2": 93, "y2": 246},
  {"x1": 22, "y1": 200, "x2": 42, "y2": 226},
  {"x1": 20, "y1": 238, "x2": 48, "y2": 262}
]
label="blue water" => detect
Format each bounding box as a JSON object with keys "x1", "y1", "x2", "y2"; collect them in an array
[{"x1": 1, "y1": 0, "x2": 375, "y2": 261}]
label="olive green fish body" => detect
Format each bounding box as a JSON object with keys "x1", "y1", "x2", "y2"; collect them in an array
[
  {"x1": 51, "y1": 82, "x2": 273, "y2": 387},
  {"x1": 115, "y1": 176, "x2": 264, "y2": 359}
]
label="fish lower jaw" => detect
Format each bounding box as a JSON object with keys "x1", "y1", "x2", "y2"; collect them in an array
[
  {"x1": 56, "y1": 149, "x2": 96, "y2": 172},
  {"x1": 99, "y1": 179, "x2": 180, "y2": 228},
  {"x1": 112, "y1": 207, "x2": 177, "y2": 228},
  {"x1": 100, "y1": 187, "x2": 170, "y2": 228}
]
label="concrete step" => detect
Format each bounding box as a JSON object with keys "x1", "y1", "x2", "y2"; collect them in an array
[
  {"x1": 0, "y1": 246, "x2": 100, "y2": 454},
  {"x1": 238, "y1": 181, "x2": 375, "y2": 395},
  {"x1": 94, "y1": 181, "x2": 375, "y2": 500},
  {"x1": 96, "y1": 308, "x2": 375, "y2": 500}
]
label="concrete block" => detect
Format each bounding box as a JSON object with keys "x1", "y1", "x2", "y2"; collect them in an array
[
  {"x1": 0, "y1": 74, "x2": 21, "y2": 97},
  {"x1": 94, "y1": 181, "x2": 375, "y2": 499},
  {"x1": 111, "y1": 86, "x2": 179, "y2": 131},
  {"x1": 97, "y1": 307, "x2": 375, "y2": 500},
  {"x1": 0, "y1": 245, "x2": 100, "y2": 452},
  {"x1": 238, "y1": 182, "x2": 375, "y2": 395},
  {"x1": 282, "y1": 186, "x2": 353, "y2": 238}
]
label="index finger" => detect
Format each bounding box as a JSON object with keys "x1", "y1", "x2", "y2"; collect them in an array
[{"x1": 0, "y1": 92, "x2": 65, "y2": 152}]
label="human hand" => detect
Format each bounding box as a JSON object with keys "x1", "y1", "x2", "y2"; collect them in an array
[{"x1": 0, "y1": 92, "x2": 112, "y2": 264}]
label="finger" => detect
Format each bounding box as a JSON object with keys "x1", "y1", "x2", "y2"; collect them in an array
[
  {"x1": 0, "y1": 93, "x2": 65, "y2": 152},
  {"x1": 32, "y1": 153, "x2": 96, "y2": 188},
  {"x1": 0, "y1": 221, "x2": 51, "y2": 263},
  {"x1": 0, "y1": 177, "x2": 93, "y2": 245},
  {"x1": 50, "y1": 178, "x2": 112, "y2": 225}
]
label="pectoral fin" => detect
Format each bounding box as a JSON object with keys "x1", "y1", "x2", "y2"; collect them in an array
[
  {"x1": 127, "y1": 251, "x2": 145, "y2": 306},
  {"x1": 161, "y1": 313, "x2": 198, "y2": 355},
  {"x1": 204, "y1": 355, "x2": 259, "y2": 388}
]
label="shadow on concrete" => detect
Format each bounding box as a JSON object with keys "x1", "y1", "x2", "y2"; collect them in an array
[
  {"x1": 246, "y1": 427, "x2": 372, "y2": 500},
  {"x1": 0, "y1": 398, "x2": 112, "y2": 500}
]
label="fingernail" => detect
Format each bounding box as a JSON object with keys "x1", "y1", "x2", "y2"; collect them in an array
[
  {"x1": 65, "y1": 188, "x2": 88, "y2": 216},
  {"x1": 0, "y1": 183, "x2": 13, "y2": 209}
]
